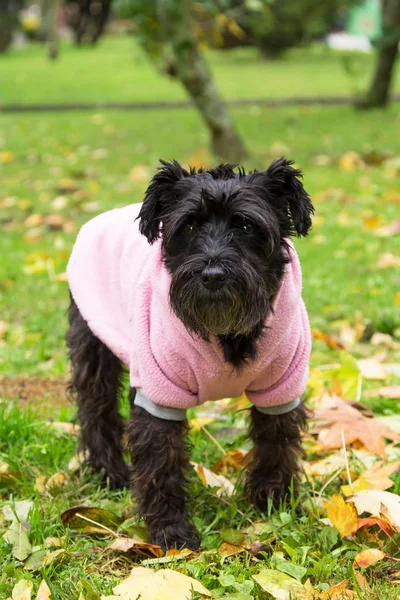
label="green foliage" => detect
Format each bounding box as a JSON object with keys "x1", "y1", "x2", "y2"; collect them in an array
[{"x1": 246, "y1": 0, "x2": 361, "y2": 57}]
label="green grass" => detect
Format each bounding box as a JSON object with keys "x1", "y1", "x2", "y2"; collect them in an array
[
  {"x1": 1, "y1": 36, "x2": 400, "y2": 105},
  {"x1": 1, "y1": 38, "x2": 400, "y2": 600}
]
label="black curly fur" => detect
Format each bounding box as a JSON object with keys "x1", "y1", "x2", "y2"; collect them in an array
[
  {"x1": 246, "y1": 403, "x2": 310, "y2": 510},
  {"x1": 66, "y1": 296, "x2": 130, "y2": 489},
  {"x1": 127, "y1": 394, "x2": 200, "y2": 551}
]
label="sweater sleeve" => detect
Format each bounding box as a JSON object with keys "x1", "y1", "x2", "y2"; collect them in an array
[{"x1": 246, "y1": 300, "x2": 311, "y2": 408}]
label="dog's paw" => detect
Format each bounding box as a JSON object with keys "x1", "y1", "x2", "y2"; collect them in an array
[
  {"x1": 106, "y1": 466, "x2": 131, "y2": 491},
  {"x1": 151, "y1": 522, "x2": 201, "y2": 552},
  {"x1": 248, "y1": 472, "x2": 296, "y2": 512}
]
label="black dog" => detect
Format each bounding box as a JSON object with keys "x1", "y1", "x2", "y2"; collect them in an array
[{"x1": 66, "y1": 158, "x2": 313, "y2": 550}]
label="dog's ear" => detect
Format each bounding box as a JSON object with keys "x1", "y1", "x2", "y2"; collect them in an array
[
  {"x1": 264, "y1": 157, "x2": 314, "y2": 237},
  {"x1": 138, "y1": 160, "x2": 189, "y2": 243}
]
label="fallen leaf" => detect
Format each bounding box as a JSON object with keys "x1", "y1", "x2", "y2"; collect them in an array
[
  {"x1": 61, "y1": 506, "x2": 123, "y2": 534},
  {"x1": 24, "y1": 214, "x2": 44, "y2": 228},
  {"x1": 41, "y1": 549, "x2": 65, "y2": 567},
  {"x1": 375, "y1": 219, "x2": 400, "y2": 237},
  {"x1": 252, "y1": 569, "x2": 312, "y2": 600},
  {"x1": 324, "y1": 495, "x2": 358, "y2": 538},
  {"x1": 348, "y1": 490, "x2": 400, "y2": 533},
  {"x1": 219, "y1": 542, "x2": 246, "y2": 557},
  {"x1": 318, "y1": 580, "x2": 354, "y2": 600},
  {"x1": 108, "y1": 537, "x2": 163, "y2": 558},
  {"x1": 212, "y1": 449, "x2": 249, "y2": 474},
  {"x1": 377, "y1": 252, "x2": 400, "y2": 269},
  {"x1": 142, "y1": 549, "x2": 193, "y2": 566},
  {"x1": 373, "y1": 386, "x2": 400, "y2": 399},
  {"x1": 338, "y1": 151, "x2": 364, "y2": 172},
  {"x1": 357, "y1": 358, "x2": 388, "y2": 380},
  {"x1": 189, "y1": 417, "x2": 216, "y2": 431},
  {"x1": 24, "y1": 549, "x2": 47, "y2": 571},
  {"x1": 191, "y1": 462, "x2": 235, "y2": 496},
  {"x1": 311, "y1": 329, "x2": 344, "y2": 350},
  {"x1": 353, "y1": 548, "x2": 385, "y2": 568},
  {"x1": 45, "y1": 472, "x2": 68, "y2": 492},
  {"x1": 100, "y1": 566, "x2": 211, "y2": 599},
  {"x1": 313, "y1": 394, "x2": 399, "y2": 457},
  {"x1": 304, "y1": 453, "x2": 347, "y2": 477},
  {"x1": 355, "y1": 516, "x2": 394, "y2": 538},
  {"x1": 45, "y1": 536, "x2": 62, "y2": 548},
  {"x1": 128, "y1": 165, "x2": 152, "y2": 183},
  {"x1": 11, "y1": 580, "x2": 32, "y2": 600},
  {"x1": 0, "y1": 150, "x2": 15, "y2": 164},
  {"x1": 3, "y1": 500, "x2": 33, "y2": 523},
  {"x1": 4, "y1": 522, "x2": 32, "y2": 561},
  {"x1": 36, "y1": 580, "x2": 51, "y2": 600},
  {"x1": 34, "y1": 474, "x2": 47, "y2": 494}
]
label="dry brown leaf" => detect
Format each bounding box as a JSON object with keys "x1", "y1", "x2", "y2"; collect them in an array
[
  {"x1": 212, "y1": 449, "x2": 249, "y2": 474},
  {"x1": 313, "y1": 395, "x2": 399, "y2": 458},
  {"x1": 353, "y1": 548, "x2": 385, "y2": 568},
  {"x1": 318, "y1": 580, "x2": 350, "y2": 600},
  {"x1": 108, "y1": 537, "x2": 163, "y2": 558},
  {"x1": 100, "y1": 566, "x2": 211, "y2": 599},
  {"x1": 45, "y1": 536, "x2": 62, "y2": 548},
  {"x1": 45, "y1": 472, "x2": 68, "y2": 492},
  {"x1": 219, "y1": 542, "x2": 245, "y2": 557},
  {"x1": 191, "y1": 462, "x2": 235, "y2": 496},
  {"x1": 311, "y1": 328, "x2": 345, "y2": 349},
  {"x1": 324, "y1": 495, "x2": 358, "y2": 538}
]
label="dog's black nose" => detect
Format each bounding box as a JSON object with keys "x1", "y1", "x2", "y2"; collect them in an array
[{"x1": 201, "y1": 265, "x2": 227, "y2": 291}]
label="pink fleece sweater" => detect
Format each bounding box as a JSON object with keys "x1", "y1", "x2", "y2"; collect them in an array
[{"x1": 67, "y1": 203, "x2": 311, "y2": 410}]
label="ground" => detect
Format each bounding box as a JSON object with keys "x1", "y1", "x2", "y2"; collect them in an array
[{"x1": 0, "y1": 37, "x2": 400, "y2": 599}]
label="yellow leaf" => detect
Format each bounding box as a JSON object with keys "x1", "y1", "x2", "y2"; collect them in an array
[
  {"x1": 0, "y1": 150, "x2": 15, "y2": 164},
  {"x1": 338, "y1": 151, "x2": 364, "y2": 172},
  {"x1": 353, "y1": 548, "x2": 385, "y2": 568},
  {"x1": 34, "y1": 474, "x2": 47, "y2": 494},
  {"x1": 45, "y1": 472, "x2": 68, "y2": 492},
  {"x1": 324, "y1": 495, "x2": 358, "y2": 537},
  {"x1": 128, "y1": 165, "x2": 152, "y2": 183},
  {"x1": 100, "y1": 566, "x2": 211, "y2": 600},
  {"x1": 395, "y1": 292, "x2": 400, "y2": 305},
  {"x1": 363, "y1": 215, "x2": 381, "y2": 230},
  {"x1": 341, "y1": 474, "x2": 368, "y2": 497},
  {"x1": 189, "y1": 417, "x2": 216, "y2": 431},
  {"x1": 191, "y1": 462, "x2": 235, "y2": 496},
  {"x1": 24, "y1": 214, "x2": 44, "y2": 228},
  {"x1": 212, "y1": 449, "x2": 249, "y2": 474},
  {"x1": 219, "y1": 542, "x2": 245, "y2": 557},
  {"x1": 252, "y1": 569, "x2": 313, "y2": 600}
]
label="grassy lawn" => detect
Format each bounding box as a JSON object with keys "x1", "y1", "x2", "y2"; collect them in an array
[
  {"x1": 1, "y1": 36, "x2": 400, "y2": 105},
  {"x1": 1, "y1": 39, "x2": 400, "y2": 600}
]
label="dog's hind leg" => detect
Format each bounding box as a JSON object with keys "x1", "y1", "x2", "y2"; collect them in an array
[
  {"x1": 66, "y1": 295, "x2": 130, "y2": 489},
  {"x1": 246, "y1": 403, "x2": 309, "y2": 511},
  {"x1": 127, "y1": 394, "x2": 200, "y2": 551}
]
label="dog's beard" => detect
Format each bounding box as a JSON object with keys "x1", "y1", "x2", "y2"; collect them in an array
[{"x1": 169, "y1": 259, "x2": 271, "y2": 338}]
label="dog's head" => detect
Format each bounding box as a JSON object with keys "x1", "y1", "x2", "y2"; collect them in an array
[{"x1": 138, "y1": 158, "x2": 313, "y2": 339}]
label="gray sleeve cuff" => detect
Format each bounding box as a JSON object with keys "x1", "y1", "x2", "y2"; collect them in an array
[
  {"x1": 254, "y1": 397, "x2": 301, "y2": 415},
  {"x1": 134, "y1": 388, "x2": 187, "y2": 421}
]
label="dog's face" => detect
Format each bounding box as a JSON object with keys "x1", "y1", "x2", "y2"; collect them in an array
[{"x1": 138, "y1": 159, "x2": 313, "y2": 339}]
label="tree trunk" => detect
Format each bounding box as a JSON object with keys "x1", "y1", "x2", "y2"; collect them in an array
[
  {"x1": 158, "y1": 0, "x2": 247, "y2": 162},
  {"x1": 47, "y1": 0, "x2": 61, "y2": 60},
  {"x1": 357, "y1": 0, "x2": 400, "y2": 109},
  {"x1": 0, "y1": 1, "x2": 23, "y2": 53}
]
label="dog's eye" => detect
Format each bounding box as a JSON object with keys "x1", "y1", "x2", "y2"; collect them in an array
[
  {"x1": 241, "y1": 222, "x2": 255, "y2": 235},
  {"x1": 182, "y1": 223, "x2": 197, "y2": 236}
]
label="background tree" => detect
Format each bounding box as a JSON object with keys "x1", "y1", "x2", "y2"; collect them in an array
[
  {"x1": 358, "y1": 0, "x2": 400, "y2": 108},
  {"x1": 117, "y1": 0, "x2": 247, "y2": 161},
  {"x1": 0, "y1": 0, "x2": 24, "y2": 53}
]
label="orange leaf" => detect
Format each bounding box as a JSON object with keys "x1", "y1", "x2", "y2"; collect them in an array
[
  {"x1": 219, "y1": 542, "x2": 245, "y2": 557},
  {"x1": 324, "y1": 495, "x2": 358, "y2": 538},
  {"x1": 212, "y1": 449, "x2": 249, "y2": 474},
  {"x1": 109, "y1": 537, "x2": 163, "y2": 558},
  {"x1": 353, "y1": 548, "x2": 385, "y2": 568},
  {"x1": 311, "y1": 328, "x2": 345, "y2": 349}
]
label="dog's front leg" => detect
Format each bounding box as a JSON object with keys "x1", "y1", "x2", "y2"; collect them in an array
[
  {"x1": 246, "y1": 403, "x2": 309, "y2": 511},
  {"x1": 127, "y1": 391, "x2": 200, "y2": 551}
]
